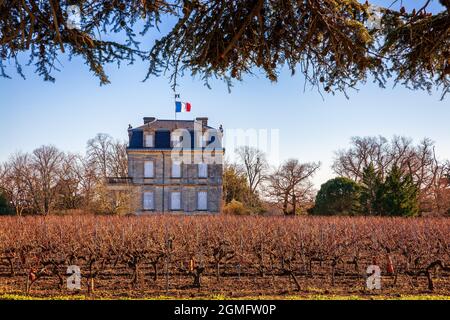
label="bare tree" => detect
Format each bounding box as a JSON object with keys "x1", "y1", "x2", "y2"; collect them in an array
[
  {"x1": 267, "y1": 159, "x2": 320, "y2": 215},
  {"x1": 87, "y1": 133, "x2": 128, "y2": 179},
  {"x1": 76, "y1": 156, "x2": 98, "y2": 211},
  {"x1": 0, "y1": 134, "x2": 130, "y2": 215},
  {"x1": 235, "y1": 146, "x2": 268, "y2": 195},
  {"x1": 0, "y1": 153, "x2": 31, "y2": 216},
  {"x1": 0, "y1": 162, "x2": 5, "y2": 182},
  {"x1": 1, "y1": 150, "x2": 62, "y2": 215},
  {"x1": 333, "y1": 136, "x2": 390, "y2": 181},
  {"x1": 85, "y1": 134, "x2": 131, "y2": 214},
  {"x1": 55, "y1": 153, "x2": 84, "y2": 211},
  {"x1": 333, "y1": 136, "x2": 449, "y2": 214},
  {"x1": 6, "y1": 153, "x2": 36, "y2": 216},
  {"x1": 0, "y1": 162, "x2": 6, "y2": 196},
  {"x1": 87, "y1": 133, "x2": 113, "y2": 179},
  {"x1": 31, "y1": 145, "x2": 64, "y2": 215},
  {"x1": 108, "y1": 140, "x2": 128, "y2": 178}
]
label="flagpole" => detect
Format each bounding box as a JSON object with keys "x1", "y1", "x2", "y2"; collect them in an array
[{"x1": 174, "y1": 93, "x2": 179, "y2": 120}]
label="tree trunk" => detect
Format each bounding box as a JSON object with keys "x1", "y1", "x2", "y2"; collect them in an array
[
  {"x1": 216, "y1": 262, "x2": 220, "y2": 281},
  {"x1": 289, "y1": 270, "x2": 301, "y2": 291},
  {"x1": 282, "y1": 194, "x2": 289, "y2": 215},
  {"x1": 131, "y1": 264, "x2": 140, "y2": 288},
  {"x1": 7, "y1": 257, "x2": 15, "y2": 276},
  {"x1": 151, "y1": 262, "x2": 158, "y2": 281},
  {"x1": 192, "y1": 267, "x2": 204, "y2": 289},
  {"x1": 331, "y1": 260, "x2": 336, "y2": 286},
  {"x1": 292, "y1": 193, "x2": 297, "y2": 215}
]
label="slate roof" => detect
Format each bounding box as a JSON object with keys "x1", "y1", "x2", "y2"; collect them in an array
[
  {"x1": 135, "y1": 119, "x2": 214, "y2": 131},
  {"x1": 128, "y1": 119, "x2": 221, "y2": 149}
]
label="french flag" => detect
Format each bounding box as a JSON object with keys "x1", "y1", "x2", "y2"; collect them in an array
[{"x1": 175, "y1": 101, "x2": 191, "y2": 113}]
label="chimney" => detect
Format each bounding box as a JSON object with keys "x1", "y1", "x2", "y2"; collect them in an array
[
  {"x1": 143, "y1": 117, "x2": 156, "y2": 124},
  {"x1": 196, "y1": 117, "x2": 208, "y2": 127},
  {"x1": 128, "y1": 125, "x2": 133, "y2": 144}
]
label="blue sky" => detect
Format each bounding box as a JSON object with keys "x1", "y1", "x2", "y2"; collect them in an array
[{"x1": 0, "y1": 0, "x2": 448, "y2": 188}]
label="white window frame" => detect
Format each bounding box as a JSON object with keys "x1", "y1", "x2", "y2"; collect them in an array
[
  {"x1": 172, "y1": 161, "x2": 181, "y2": 178},
  {"x1": 144, "y1": 134, "x2": 154, "y2": 148},
  {"x1": 143, "y1": 192, "x2": 154, "y2": 210},
  {"x1": 144, "y1": 160, "x2": 154, "y2": 178},
  {"x1": 197, "y1": 191, "x2": 208, "y2": 211},
  {"x1": 171, "y1": 192, "x2": 181, "y2": 210},
  {"x1": 198, "y1": 163, "x2": 208, "y2": 178}
]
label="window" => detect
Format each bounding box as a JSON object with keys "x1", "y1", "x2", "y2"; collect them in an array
[
  {"x1": 144, "y1": 134, "x2": 154, "y2": 147},
  {"x1": 144, "y1": 161, "x2": 154, "y2": 178},
  {"x1": 171, "y1": 192, "x2": 181, "y2": 210},
  {"x1": 171, "y1": 131, "x2": 183, "y2": 148},
  {"x1": 172, "y1": 161, "x2": 181, "y2": 178},
  {"x1": 197, "y1": 191, "x2": 207, "y2": 211},
  {"x1": 155, "y1": 130, "x2": 171, "y2": 148},
  {"x1": 198, "y1": 163, "x2": 208, "y2": 178},
  {"x1": 143, "y1": 192, "x2": 154, "y2": 210}
]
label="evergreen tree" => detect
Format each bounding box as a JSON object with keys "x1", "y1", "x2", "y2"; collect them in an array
[
  {"x1": 311, "y1": 177, "x2": 363, "y2": 216},
  {"x1": 0, "y1": 191, "x2": 11, "y2": 215},
  {"x1": 360, "y1": 164, "x2": 383, "y2": 215},
  {"x1": 380, "y1": 165, "x2": 419, "y2": 217}
]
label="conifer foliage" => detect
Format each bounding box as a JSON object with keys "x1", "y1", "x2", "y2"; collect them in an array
[
  {"x1": 379, "y1": 165, "x2": 419, "y2": 217},
  {"x1": 311, "y1": 177, "x2": 362, "y2": 216},
  {"x1": 360, "y1": 164, "x2": 383, "y2": 215},
  {"x1": 313, "y1": 165, "x2": 420, "y2": 216},
  {"x1": 0, "y1": 1, "x2": 448, "y2": 97}
]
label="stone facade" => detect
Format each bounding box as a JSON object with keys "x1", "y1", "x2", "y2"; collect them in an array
[{"x1": 116, "y1": 117, "x2": 224, "y2": 214}]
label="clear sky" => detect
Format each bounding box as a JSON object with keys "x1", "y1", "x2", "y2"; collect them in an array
[{"x1": 0, "y1": 1, "x2": 448, "y2": 188}]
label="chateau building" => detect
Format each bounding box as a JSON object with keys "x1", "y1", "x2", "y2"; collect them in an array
[{"x1": 109, "y1": 117, "x2": 224, "y2": 214}]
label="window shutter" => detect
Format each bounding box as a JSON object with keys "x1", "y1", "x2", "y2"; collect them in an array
[
  {"x1": 143, "y1": 192, "x2": 154, "y2": 210},
  {"x1": 144, "y1": 161, "x2": 154, "y2": 178},
  {"x1": 198, "y1": 191, "x2": 207, "y2": 210},
  {"x1": 171, "y1": 192, "x2": 181, "y2": 210},
  {"x1": 198, "y1": 163, "x2": 208, "y2": 178},
  {"x1": 172, "y1": 161, "x2": 181, "y2": 178}
]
